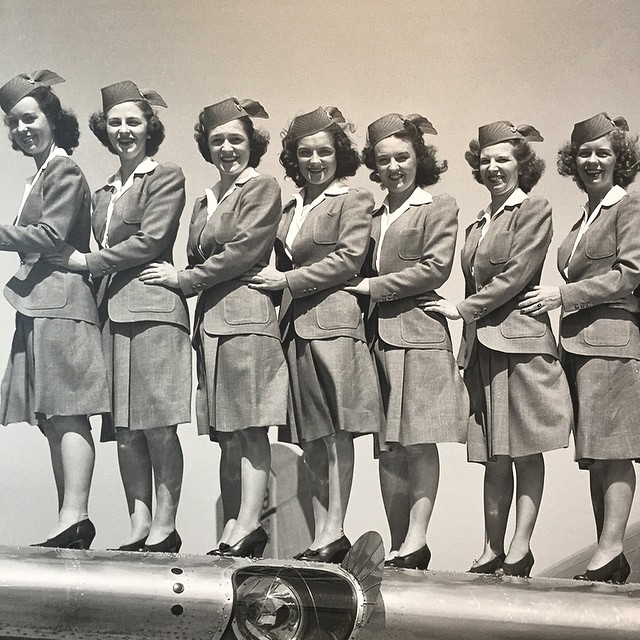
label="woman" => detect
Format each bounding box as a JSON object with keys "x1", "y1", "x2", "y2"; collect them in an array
[
  {"x1": 346, "y1": 113, "x2": 468, "y2": 570},
  {"x1": 248, "y1": 106, "x2": 381, "y2": 563},
  {"x1": 0, "y1": 70, "x2": 109, "y2": 548},
  {"x1": 141, "y1": 97, "x2": 288, "y2": 558},
  {"x1": 424, "y1": 121, "x2": 572, "y2": 577},
  {"x1": 56, "y1": 81, "x2": 191, "y2": 553},
  {"x1": 520, "y1": 113, "x2": 640, "y2": 583}
]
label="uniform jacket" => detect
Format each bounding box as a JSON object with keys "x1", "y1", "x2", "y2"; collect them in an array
[
  {"x1": 178, "y1": 172, "x2": 282, "y2": 338},
  {"x1": 86, "y1": 161, "x2": 189, "y2": 329},
  {"x1": 558, "y1": 188, "x2": 640, "y2": 358},
  {"x1": 457, "y1": 193, "x2": 558, "y2": 367},
  {"x1": 275, "y1": 185, "x2": 374, "y2": 341},
  {"x1": 2, "y1": 154, "x2": 100, "y2": 324},
  {"x1": 364, "y1": 190, "x2": 457, "y2": 350}
]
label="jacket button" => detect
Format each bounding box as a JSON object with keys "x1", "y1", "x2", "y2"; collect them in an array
[{"x1": 477, "y1": 284, "x2": 483, "y2": 291}]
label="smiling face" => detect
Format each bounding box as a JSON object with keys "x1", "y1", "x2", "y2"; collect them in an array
[
  {"x1": 296, "y1": 131, "x2": 338, "y2": 189},
  {"x1": 478, "y1": 141, "x2": 520, "y2": 202},
  {"x1": 374, "y1": 135, "x2": 417, "y2": 195},
  {"x1": 106, "y1": 101, "x2": 148, "y2": 166},
  {"x1": 576, "y1": 135, "x2": 616, "y2": 199},
  {"x1": 6, "y1": 95, "x2": 54, "y2": 165},
  {"x1": 207, "y1": 119, "x2": 251, "y2": 180}
]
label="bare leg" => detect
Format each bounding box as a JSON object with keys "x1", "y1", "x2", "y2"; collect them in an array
[
  {"x1": 218, "y1": 432, "x2": 242, "y2": 544},
  {"x1": 44, "y1": 415, "x2": 95, "y2": 538},
  {"x1": 588, "y1": 463, "x2": 605, "y2": 541},
  {"x1": 378, "y1": 447, "x2": 410, "y2": 554},
  {"x1": 43, "y1": 419, "x2": 64, "y2": 511},
  {"x1": 398, "y1": 443, "x2": 439, "y2": 556},
  {"x1": 505, "y1": 453, "x2": 544, "y2": 563},
  {"x1": 145, "y1": 426, "x2": 183, "y2": 545},
  {"x1": 116, "y1": 429, "x2": 153, "y2": 545},
  {"x1": 302, "y1": 437, "x2": 330, "y2": 548},
  {"x1": 225, "y1": 427, "x2": 271, "y2": 545},
  {"x1": 312, "y1": 431, "x2": 354, "y2": 549},
  {"x1": 472, "y1": 455, "x2": 513, "y2": 567},
  {"x1": 587, "y1": 459, "x2": 635, "y2": 569}
]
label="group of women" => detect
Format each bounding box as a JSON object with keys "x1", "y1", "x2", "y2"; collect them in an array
[{"x1": 1, "y1": 70, "x2": 639, "y2": 585}]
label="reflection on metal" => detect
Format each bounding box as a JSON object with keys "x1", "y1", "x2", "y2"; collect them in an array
[
  {"x1": 0, "y1": 533, "x2": 384, "y2": 640},
  {"x1": 1, "y1": 533, "x2": 640, "y2": 640},
  {"x1": 542, "y1": 521, "x2": 640, "y2": 580},
  {"x1": 367, "y1": 569, "x2": 640, "y2": 639}
]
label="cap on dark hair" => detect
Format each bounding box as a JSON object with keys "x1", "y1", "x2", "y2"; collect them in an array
[
  {"x1": 478, "y1": 120, "x2": 543, "y2": 149},
  {"x1": 201, "y1": 97, "x2": 268, "y2": 131},
  {"x1": 101, "y1": 80, "x2": 167, "y2": 114},
  {"x1": 286, "y1": 106, "x2": 346, "y2": 142},
  {"x1": 0, "y1": 69, "x2": 64, "y2": 114},
  {"x1": 367, "y1": 112, "x2": 437, "y2": 147},
  {"x1": 571, "y1": 112, "x2": 629, "y2": 147}
]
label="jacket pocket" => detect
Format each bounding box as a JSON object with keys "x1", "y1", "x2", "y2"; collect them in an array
[
  {"x1": 121, "y1": 200, "x2": 145, "y2": 224},
  {"x1": 584, "y1": 317, "x2": 630, "y2": 347},
  {"x1": 212, "y1": 210, "x2": 237, "y2": 244},
  {"x1": 312, "y1": 213, "x2": 340, "y2": 245},
  {"x1": 398, "y1": 228, "x2": 422, "y2": 260},
  {"x1": 223, "y1": 287, "x2": 270, "y2": 325},
  {"x1": 400, "y1": 309, "x2": 446, "y2": 344},
  {"x1": 488, "y1": 235, "x2": 512, "y2": 264},
  {"x1": 500, "y1": 311, "x2": 547, "y2": 339},
  {"x1": 316, "y1": 292, "x2": 361, "y2": 330},
  {"x1": 585, "y1": 231, "x2": 615, "y2": 259},
  {"x1": 128, "y1": 282, "x2": 176, "y2": 313}
]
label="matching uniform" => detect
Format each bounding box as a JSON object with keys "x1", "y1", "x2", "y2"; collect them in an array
[
  {"x1": 87, "y1": 158, "x2": 191, "y2": 439},
  {"x1": 178, "y1": 169, "x2": 288, "y2": 437},
  {"x1": 0, "y1": 147, "x2": 110, "y2": 425},
  {"x1": 275, "y1": 182, "x2": 382, "y2": 443},
  {"x1": 557, "y1": 187, "x2": 640, "y2": 465},
  {"x1": 458, "y1": 189, "x2": 573, "y2": 462},
  {"x1": 364, "y1": 187, "x2": 468, "y2": 449}
]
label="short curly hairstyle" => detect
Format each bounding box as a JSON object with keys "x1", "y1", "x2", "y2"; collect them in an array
[
  {"x1": 362, "y1": 120, "x2": 447, "y2": 188},
  {"x1": 280, "y1": 124, "x2": 361, "y2": 187},
  {"x1": 4, "y1": 85, "x2": 80, "y2": 155},
  {"x1": 89, "y1": 100, "x2": 165, "y2": 156},
  {"x1": 193, "y1": 115, "x2": 269, "y2": 167},
  {"x1": 464, "y1": 138, "x2": 545, "y2": 193},
  {"x1": 557, "y1": 129, "x2": 640, "y2": 191}
]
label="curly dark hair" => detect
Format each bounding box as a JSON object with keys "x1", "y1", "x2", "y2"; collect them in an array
[
  {"x1": 280, "y1": 124, "x2": 361, "y2": 187},
  {"x1": 557, "y1": 129, "x2": 640, "y2": 191},
  {"x1": 362, "y1": 120, "x2": 447, "y2": 188},
  {"x1": 5, "y1": 85, "x2": 80, "y2": 155},
  {"x1": 89, "y1": 100, "x2": 165, "y2": 156},
  {"x1": 193, "y1": 115, "x2": 269, "y2": 167},
  {"x1": 464, "y1": 138, "x2": 545, "y2": 193}
]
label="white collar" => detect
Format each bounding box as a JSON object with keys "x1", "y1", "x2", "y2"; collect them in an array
[
  {"x1": 382, "y1": 186, "x2": 433, "y2": 215},
  {"x1": 36, "y1": 144, "x2": 68, "y2": 174},
  {"x1": 581, "y1": 185, "x2": 627, "y2": 219},
  {"x1": 106, "y1": 156, "x2": 158, "y2": 188},
  {"x1": 291, "y1": 180, "x2": 348, "y2": 210},
  {"x1": 205, "y1": 168, "x2": 260, "y2": 219},
  {"x1": 478, "y1": 187, "x2": 528, "y2": 223}
]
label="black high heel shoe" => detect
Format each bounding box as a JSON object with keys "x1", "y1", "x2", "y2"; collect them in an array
[
  {"x1": 32, "y1": 519, "x2": 96, "y2": 550},
  {"x1": 574, "y1": 553, "x2": 630, "y2": 584},
  {"x1": 142, "y1": 530, "x2": 182, "y2": 553},
  {"x1": 219, "y1": 526, "x2": 268, "y2": 558},
  {"x1": 110, "y1": 536, "x2": 148, "y2": 552},
  {"x1": 468, "y1": 553, "x2": 506, "y2": 574},
  {"x1": 385, "y1": 545, "x2": 431, "y2": 570},
  {"x1": 206, "y1": 542, "x2": 230, "y2": 556},
  {"x1": 297, "y1": 535, "x2": 351, "y2": 563},
  {"x1": 498, "y1": 550, "x2": 534, "y2": 578}
]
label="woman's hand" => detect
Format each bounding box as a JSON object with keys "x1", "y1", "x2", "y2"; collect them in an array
[
  {"x1": 518, "y1": 285, "x2": 562, "y2": 316},
  {"x1": 246, "y1": 265, "x2": 288, "y2": 291},
  {"x1": 46, "y1": 246, "x2": 89, "y2": 271},
  {"x1": 421, "y1": 299, "x2": 461, "y2": 320},
  {"x1": 344, "y1": 278, "x2": 370, "y2": 296},
  {"x1": 138, "y1": 262, "x2": 180, "y2": 289}
]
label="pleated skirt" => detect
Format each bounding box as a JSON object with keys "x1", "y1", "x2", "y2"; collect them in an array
[
  {"x1": 466, "y1": 341, "x2": 573, "y2": 463},
  {"x1": 100, "y1": 319, "x2": 191, "y2": 440},
  {"x1": 0, "y1": 313, "x2": 110, "y2": 427},
  {"x1": 374, "y1": 338, "x2": 468, "y2": 451},
  {"x1": 562, "y1": 352, "x2": 640, "y2": 466},
  {"x1": 194, "y1": 325, "x2": 289, "y2": 439},
  {"x1": 281, "y1": 329, "x2": 382, "y2": 444}
]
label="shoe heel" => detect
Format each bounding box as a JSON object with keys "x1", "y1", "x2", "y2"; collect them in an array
[{"x1": 252, "y1": 539, "x2": 268, "y2": 558}]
